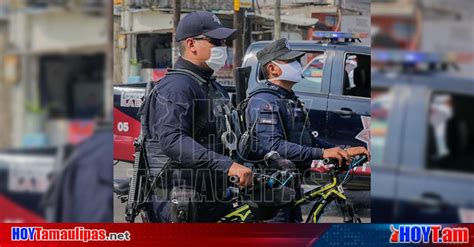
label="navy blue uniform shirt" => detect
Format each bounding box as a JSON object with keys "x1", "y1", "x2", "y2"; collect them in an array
[
  {"x1": 245, "y1": 82, "x2": 335, "y2": 166},
  {"x1": 148, "y1": 57, "x2": 233, "y2": 174}
]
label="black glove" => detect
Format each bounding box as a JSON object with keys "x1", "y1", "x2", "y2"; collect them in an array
[{"x1": 264, "y1": 151, "x2": 296, "y2": 170}]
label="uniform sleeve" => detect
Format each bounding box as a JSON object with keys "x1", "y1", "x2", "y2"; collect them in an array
[
  {"x1": 246, "y1": 95, "x2": 323, "y2": 164},
  {"x1": 313, "y1": 138, "x2": 337, "y2": 149},
  {"x1": 150, "y1": 88, "x2": 233, "y2": 173}
]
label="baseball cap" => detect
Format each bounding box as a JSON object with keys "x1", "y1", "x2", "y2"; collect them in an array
[
  {"x1": 256, "y1": 38, "x2": 305, "y2": 66},
  {"x1": 176, "y1": 11, "x2": 237, "y2": 42}
]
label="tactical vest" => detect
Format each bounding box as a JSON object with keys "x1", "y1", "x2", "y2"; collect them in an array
[
  {"x1": 241, "y1": 83, "x2": 314, "y2": 153},
  {"x1": 284, "y1": 96, "x2": 313, "y2": 147},
  {"x1": 137, "y1": 69, "x2": 232, "y2": 185}
]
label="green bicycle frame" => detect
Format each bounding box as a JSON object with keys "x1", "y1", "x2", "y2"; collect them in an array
[
  {"x1": 218, "y1": 171, "x2": 348, "y2": 223},
  {"x1": 296, "y1": 174, "x2": 347, "y2": 223}
]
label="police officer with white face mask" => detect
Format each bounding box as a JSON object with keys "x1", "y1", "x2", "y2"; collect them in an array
[
  {"x1": 143, "y1": 11, "x2": 252, "y2": 222},
  {"x1": 245, "y1": 38, "x2": 370, "y2": 222}
]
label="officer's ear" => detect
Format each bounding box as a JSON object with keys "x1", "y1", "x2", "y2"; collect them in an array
[
  {"x1": 184, "y1": 38, "x2": 197, "y2": 54},
  {"x1": 266, "y1": 62, "x2": 281, "y2": 79}
]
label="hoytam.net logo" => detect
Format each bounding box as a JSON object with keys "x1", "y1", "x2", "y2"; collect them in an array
[
  {"x1": 390, "y1": 225, "x2": 469, "y2": 244},
  {"x1": 11, "y1": 227, "x2": 131, "y2": 242}
]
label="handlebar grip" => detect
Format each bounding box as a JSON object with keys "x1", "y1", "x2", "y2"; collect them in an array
[
  {"x1": 323, "y1": 158, "x2": 339, "y2": 164},
  {"x1": 355, "y1": 154, "x2": 368, "y2": 162}
]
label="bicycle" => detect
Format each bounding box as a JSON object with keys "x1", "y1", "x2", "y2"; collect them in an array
[
  {"x1": 114, "y1": 155, "x2": 368, "y2": 223},
  {"x1": 217, "y1": 155, "x2": 368, "y2": 223}
]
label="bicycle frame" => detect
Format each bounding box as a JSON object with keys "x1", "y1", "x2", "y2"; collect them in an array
[
  {"x1": 218, "y1": 204, "x2": 253, "y2": 222},
  {"x1": 217, "y1": 169, "x2": 352, "y2": 223},
  {"x1": 296, "y1": 172, "x2": 349, "y2": 223}
]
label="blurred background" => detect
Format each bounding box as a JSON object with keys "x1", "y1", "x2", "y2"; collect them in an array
[
  {"x1": 371, "y1": 0, "x2": 474, "y2": 223},
  {"x1": 0, "y1": 0, "x2": 112, "y2": 222},
  {"x1": 113, "y1": 0, "x2": 370, "y2": 86}
]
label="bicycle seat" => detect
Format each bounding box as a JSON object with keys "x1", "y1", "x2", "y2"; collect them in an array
[{"x1": 113, "y1": 178, "x2": 130, "y2": 195}]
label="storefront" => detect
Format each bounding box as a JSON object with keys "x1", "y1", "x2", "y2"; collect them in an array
[{"x1": 8, "y1": 10, "x2": 107, "y2": 147}]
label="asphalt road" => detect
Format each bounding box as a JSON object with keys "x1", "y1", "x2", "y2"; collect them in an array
[{"x1": 114, "y1": 161, "x2": 370, "y2": 223}]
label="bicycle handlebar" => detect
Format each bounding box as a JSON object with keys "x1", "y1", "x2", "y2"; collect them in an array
[
  {"x1": 229, "y1": 170, "x2": 298, "y2": 190},
  {"x1": 323, "y1": 155, "x2": 368, "y2": 168}
]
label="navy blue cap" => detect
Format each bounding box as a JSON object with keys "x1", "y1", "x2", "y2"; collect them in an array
[
  {"x1": 176, "y1": 11, "x2": 237, "y2": 42},
  {"x1": 256, "y1": 38, "x2": 305, "y2": 66}
]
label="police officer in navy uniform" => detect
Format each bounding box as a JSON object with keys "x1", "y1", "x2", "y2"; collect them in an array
[
  {"x1": 245, "y1": 38, "x2": 370, "y2": 222},
  {"x1": 142, "y1": 11, "x2": 253, "y2": 222}
]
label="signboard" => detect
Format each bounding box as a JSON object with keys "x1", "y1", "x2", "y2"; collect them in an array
[
  {"x1": 0, "y1": 154, "x2": 55, "y2": 194},
  {"x1": 422, "y1": 21, "x2": 474, "y2": 79},
  {"x1": 340, "y1": 15, "x2": 370, "y2": 47},
  {"x1": 341, "y1": 0, "x2": 370, "y2": 14},
  {"x1": 4, "y1": 55, "x2": 19, "y2": 84},
  {"x1": 234, "y1": 0, "x2": 252, "y2": 11}
]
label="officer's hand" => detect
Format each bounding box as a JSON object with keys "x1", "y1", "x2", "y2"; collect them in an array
[
  {"x1": 323, "y1": 147, "x2": 350, "y2": 166},
  {"x1": 228, "y1": 163, "x2": 253, "y2": 188},
  {"x1": 346, "y1": 147, "x2": 371, "y2": 161}
]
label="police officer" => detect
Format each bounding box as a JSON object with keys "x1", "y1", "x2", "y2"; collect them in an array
[
  {"x1": 245, "y1": 38, "x2": 370, "y2": 222},
  {"x1": 45, "y1": 121, "x2": 113, "y2": 222},
  {"x1": 144, "y1": 11, "x2": 252, "y2": 222}
]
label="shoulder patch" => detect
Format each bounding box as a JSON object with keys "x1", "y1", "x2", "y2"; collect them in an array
[{"x1": 260, "y1": 103, "x2": 278, "y2": 113}]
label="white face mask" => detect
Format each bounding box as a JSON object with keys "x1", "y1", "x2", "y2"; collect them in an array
[
  {"x1": 429, "y1": 103, "x2": 453, "y2": 126},
  {"x1": 205, "y1": 47, "x2": 228, "y2": 71},
  {"x1": 268, "y1": 61, "x2": 302, "y2": 83}
]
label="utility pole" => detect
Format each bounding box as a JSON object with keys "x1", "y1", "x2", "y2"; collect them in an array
[
  {"x1": 172, "y1": 0, "x2": 181, "y2": 65},
  {"x1": 244, "y1": 11, "x2": 252, "y2": 51},
  {"x1": 335, "y1": 0, "x2": 341, "y2": 31},
  {"x1": 105, "y1": 0, "x2": 113, "y2": 120},
  {"x1": 274, "y1": 0, "x2": 281, "y2": 39},
  {"x1": 122, "y1": 0, "x2": 132, "y2": 84},
  {"x1": 233, "y1": 3, "x2": 244, "y2": 78}
]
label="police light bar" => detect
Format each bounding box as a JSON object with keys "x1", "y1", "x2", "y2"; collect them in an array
[
  {"x1": 372, "y1": 49, "x2": 474, "y2": 64},
  {"x1": 373, "y1": 50, "x2": 440, "y2": 63},
  {"x1": 313, "y1": 31, "x2": 368, "y2": 39}
]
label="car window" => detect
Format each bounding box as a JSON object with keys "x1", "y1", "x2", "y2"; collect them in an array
[
  {"x1": 426, "y1": 92, "x2": 474, "y2": 174},
  {"x1": 343, "y1": 53, "x2": 370, "y2": 98},
  {"x1": 294, "y1": 51, "x2": 327, "y2": 94},
  {"x1": 257, "y1": 51, "x2": 327, "y2": 94},
  {"x1": 371, "y1": 88, "x2": 393, "y2": 166}
]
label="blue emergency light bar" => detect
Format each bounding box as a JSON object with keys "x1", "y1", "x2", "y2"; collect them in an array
[
  {"x1": 313, "y1": 31, "x2": 367, "y2": 39},
  {"x1": 373, "y1": 50, "x2": 451, "y2": 64}
]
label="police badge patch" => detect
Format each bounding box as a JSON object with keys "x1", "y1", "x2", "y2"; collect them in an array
[
  {"x1": 212, "y1": 15, "x2": 222, "y2": 25},
  {"x1": 284, "y1": 39, "x2": 291, "y2": 49}
]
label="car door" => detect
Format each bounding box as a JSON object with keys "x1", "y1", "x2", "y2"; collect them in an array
[
  {"x1": 326, "y1": 49, "x2": 371, "y2": 147},
  {"x1": 394, "y1": 86, "x2": 474, "y2": 223},
  {"x1": 371, "y1": 85, "x2": 409, "y2": 222}
]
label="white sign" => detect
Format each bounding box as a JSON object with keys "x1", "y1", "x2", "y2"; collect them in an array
[
  {"x1": 0, "y1": 155, "x2": 55, "y2": 193},
  {"x1": 341, "y1": 0, "x2": 370, "y2": 14},
  {"x1": 422, "y1": 21, "x2": 474, "y2": 79},
  {"x1": 422, "y1": 21, "x2": 474, "y2": 52},
  {"x1": 341, "y1": 15, "x2": 371, "y2": 47},
  {"x1": 120, "y1": 91, "x2": 143, "y2": 108}
]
